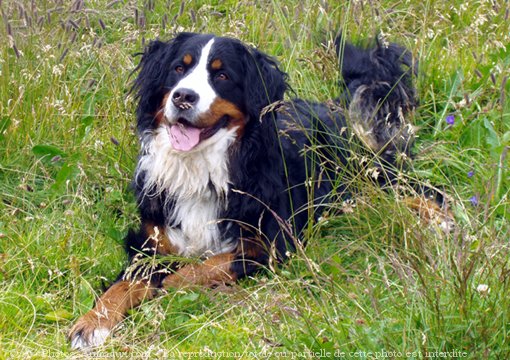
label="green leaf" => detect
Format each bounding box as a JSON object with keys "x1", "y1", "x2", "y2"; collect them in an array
[
  {"x1": 105, "y1": 226, "x2": 124, "y2": 243},
  {"x1": 44, "y1": 309, "x2": 73, "y2": 322},
  {"x1": 78, "y1": 116, "x2": 94, "y2": 141},
  {"x1": 55, "y1": 162, "x2": 78, "y2": 183},
  {"x1": 502, "y1": 131, "x2": 510, "y2": 146},
  {"x1": 483, "y1": 118, "x2": 500, "y2": 149},
  {"x1": 78, "y1": 282, "x2": 95, "y2": 310},
  {"x1": 32, "y1": 144, "x2": 66, "y2": 159},
  {"x1": 50, "y1": 162, "x2": 79, "y2": 193},
  {"x1": 460, "y1": 118, "x2": 485, "y2": 148},
  {"x1": 173, "y1": 314, "x2": 190, "y2": 326},
  {"x1": 180, "y1": 292, "x2": 200, "y2": 303}
]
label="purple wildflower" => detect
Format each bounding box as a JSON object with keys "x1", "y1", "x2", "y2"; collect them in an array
[
  {"x1": 446, "y1": 114, "x2": 455, "y2": 126},
  {"x1": 467, "y1": 170, "x2": 474, "y2": 178},
  {"x1": 469, "y1": 195, "x2": 479, "y2": 206}
]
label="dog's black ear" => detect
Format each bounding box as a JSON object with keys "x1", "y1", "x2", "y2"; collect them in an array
[
  {"x1": 131, "y1": 33, "x2": 198, "y2": 131},
  {"x1": 335, "y1": 34, "x2": 417, "y2": 163},
  {"x1": 132, "y1": 32, "x2": 198, "y2": 101},
  {"x1": 227, "y1": 45, "x2": 287, "y2": 187},
  {"x1": 131, "y1": 39, "x2": 167, "y2": 99},
  {"x1": 241, "y1": 46, "x2": 287, "y2": 121},
  {"x1": 335, "y1": 34, "x2": 416, "y2": 101},
  {"x1": 335, "y1": 36, "x2": 367, "y2": 88}
]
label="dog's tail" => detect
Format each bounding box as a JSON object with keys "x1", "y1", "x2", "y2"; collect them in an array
[{"x1": 336, "y1": 35, "x2": 417, "y2": 162}]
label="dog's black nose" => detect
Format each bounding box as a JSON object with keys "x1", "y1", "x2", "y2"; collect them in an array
[{"x1": 172, "y1": 88, "x2": 199, "y2": 109}]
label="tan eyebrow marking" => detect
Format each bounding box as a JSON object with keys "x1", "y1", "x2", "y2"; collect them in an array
[
  {"x1": 183, "y1": 54, "x2": 193, "y2": 65},
  {"x1": 211, "y1": 59, "x2": 222, "y2": 70}
]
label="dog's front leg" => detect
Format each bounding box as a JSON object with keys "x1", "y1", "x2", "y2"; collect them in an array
[
  {"x1": 68, "y1": 279, "x2": 156, "y2": 351},
  {"x1": 69, "y1": 251, "x2": 238, "y2": 351},
  {"x1": 69, "y1": 222, "x2": 174, "y2": 351},
  {"x1": 161, "y1": 252, "x2": 237, "y2": 289}
]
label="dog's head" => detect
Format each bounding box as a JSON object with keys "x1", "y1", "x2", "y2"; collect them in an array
[{"x1": 132, "y1": 33, "x2": 287, "y2": 152}]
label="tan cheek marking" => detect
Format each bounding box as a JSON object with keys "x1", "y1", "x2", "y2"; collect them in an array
[
  {"x1": 210, "y1": 98, "x2": 244, "y2": 122},
  {"x1": 144, "y1": 222, "x2": 179, "y2": 255},
  {"x1": 211, "y1": 59, "x2": 222, "y2": 70},
  {"x1": 183, "y1": 54, "x2": 192, "y2": 65},
  {"x1": 197, "y1": 98, "x2": 246, "y2": 138}
]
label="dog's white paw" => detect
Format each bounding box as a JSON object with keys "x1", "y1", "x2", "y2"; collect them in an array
[
  {"x1": 437, "y1": 216, "x2": 455, "y2": 234},
  {"x1": 70, "y1": 327, "x2": 110, "y2": 352},
  {"x1": 69, "y1": 310, "x2": 114, "y2": 352}
]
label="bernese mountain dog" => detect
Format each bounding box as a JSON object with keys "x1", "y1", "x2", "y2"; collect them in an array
[{"x1": 69, "y1": 32, "x2": 452, "y2": 350}]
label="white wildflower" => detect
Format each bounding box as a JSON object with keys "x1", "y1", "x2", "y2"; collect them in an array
[
  {"x1": 476, "y1": 284, "x2": 490, "y2": 295},
  {"x1": 52, "y1": 64, "x2": 64, "y2": 76}
]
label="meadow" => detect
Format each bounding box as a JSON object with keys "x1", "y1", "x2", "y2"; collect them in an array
[{"x1": 0, "y1": 0, "x2": 509, "y2": 359}]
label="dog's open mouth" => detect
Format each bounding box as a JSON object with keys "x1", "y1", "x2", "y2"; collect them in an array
[{"x1": 167, "y1": 117, "x2": 229, "y2": 152}]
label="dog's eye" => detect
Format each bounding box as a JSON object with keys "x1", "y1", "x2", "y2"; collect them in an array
[
  {"x1": 175, "y1": 65, "x2": 185, "y2": 74},
  {"x1": 216, "y1": 72, "x2": 228, "y2": 81}
]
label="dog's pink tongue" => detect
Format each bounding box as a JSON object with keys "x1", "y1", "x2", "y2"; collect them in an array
[{"x1": 169, "y1": 123, "x2": 202, "y2": 151}]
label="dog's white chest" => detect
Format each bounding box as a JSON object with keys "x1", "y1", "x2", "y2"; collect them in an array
[
  {"x1": 166, "y1": 190, "x2": 227, "y2": 257},
  {"x1": 136, "y1": 127, "x2": 237, "y2": 257}
]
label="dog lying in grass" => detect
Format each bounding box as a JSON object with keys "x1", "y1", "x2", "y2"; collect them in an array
[{"x1": 69, "y1": 32, "x2": 452, "y2": 350}]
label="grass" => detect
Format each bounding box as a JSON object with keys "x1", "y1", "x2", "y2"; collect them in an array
[{"x1": 0, "y1": 0, "x2": 509, "y2": 359}]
